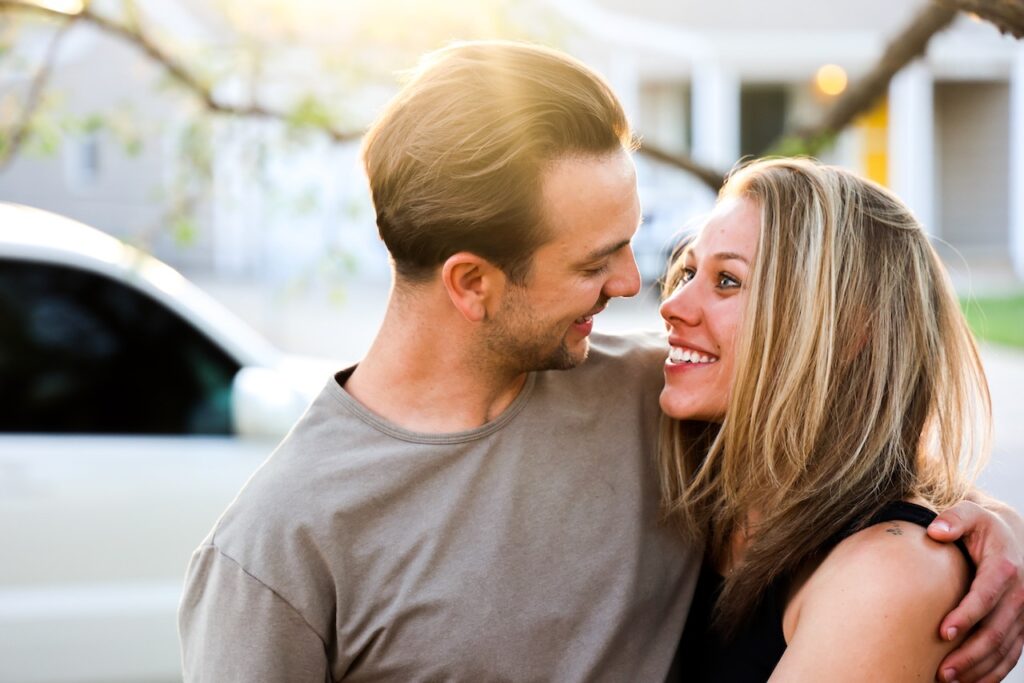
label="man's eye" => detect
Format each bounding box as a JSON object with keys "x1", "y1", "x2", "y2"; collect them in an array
[{"x1": 584, "y1": 263, "x2": 610, "y2": 276}]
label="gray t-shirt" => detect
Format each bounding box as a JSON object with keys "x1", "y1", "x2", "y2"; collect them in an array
[{"x1": 178, "y1": 331, "x2": 700, "y2": 682}]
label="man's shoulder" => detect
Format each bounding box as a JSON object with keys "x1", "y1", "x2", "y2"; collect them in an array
[
  {"x1": 532, "y1": 329, "x2": 666, "y2": 406},
  {"x1": 208, "y1": 383, "x2": 366, "y2": 554},
  {"x1": 588, "y1": 328, "x2": 668, "y2": 361},
  {"x1": 568, "y1": 329, "x2": 666, "y2": 383}
]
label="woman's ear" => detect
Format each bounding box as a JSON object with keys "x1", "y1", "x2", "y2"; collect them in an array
[{"x1": 441, "y1": 252, "x2": 505, "y2": 323}]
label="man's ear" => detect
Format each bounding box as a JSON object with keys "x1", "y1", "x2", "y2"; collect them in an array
[{"x1": 441, "y1": 252, "x2": 505, "y2": 323}]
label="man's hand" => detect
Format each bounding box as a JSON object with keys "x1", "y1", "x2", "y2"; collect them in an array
[{"x1": 927, "y1": 500, "x2": 1024, "y2": 683}]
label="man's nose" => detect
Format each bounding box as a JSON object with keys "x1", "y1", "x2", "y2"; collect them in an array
[{"x1": 604, "y1": 248, "x2": 642, "y2": 299}]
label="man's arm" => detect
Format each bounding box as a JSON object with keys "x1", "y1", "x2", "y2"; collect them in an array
[
  {"x1": 178, "y1": 544, "x2": 330, "y2": 683},
  {"x1": 927, "y1": 496, "x2": 1024, "y2": 683}
]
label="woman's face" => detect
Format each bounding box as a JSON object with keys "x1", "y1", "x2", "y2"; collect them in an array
[{"x1": 659, "y1": 196, "x2": 760, "y2": 423}]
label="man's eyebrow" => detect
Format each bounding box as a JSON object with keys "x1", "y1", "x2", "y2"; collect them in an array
[{"x1": 580, "y1": 238, "x2": 632, "y2": 263}]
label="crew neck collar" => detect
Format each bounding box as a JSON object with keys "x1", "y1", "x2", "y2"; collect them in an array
[{"x1": 326, "y1": 367, "x2": 537, "y2": 445}]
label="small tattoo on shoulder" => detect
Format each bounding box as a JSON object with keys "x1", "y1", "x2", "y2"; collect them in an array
[{"x1": 885, "y1": 525, "x2": 904, "y2": 536}]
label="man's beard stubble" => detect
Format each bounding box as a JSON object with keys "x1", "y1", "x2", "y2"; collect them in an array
[{"x1": 482, "y1": 287, "x2": 589, "y2": 375}]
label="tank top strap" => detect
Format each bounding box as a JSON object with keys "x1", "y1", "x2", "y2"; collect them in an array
[{"x1": 839, "y1": 500, "x2": 974, "y2": 569}]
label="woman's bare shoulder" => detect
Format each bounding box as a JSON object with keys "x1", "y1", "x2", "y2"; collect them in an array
[
  {"x1": 811, "y1": 517, "x2": 970, "y2": 600},
  {"x1": 771, "y1": 517, "x2": 970, "y2": 682}
]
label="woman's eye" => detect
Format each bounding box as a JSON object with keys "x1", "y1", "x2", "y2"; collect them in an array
[
  {"x1": 679, "y1": 267, "x2": 696, "y2": 283},
  {"x1": 717, "y1": 273, "x2": 740, "y2": 289}
]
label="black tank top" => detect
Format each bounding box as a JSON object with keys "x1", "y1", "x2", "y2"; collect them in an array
[{"x1": 670, "y1": 501, "x2": 973, "y2": 682}]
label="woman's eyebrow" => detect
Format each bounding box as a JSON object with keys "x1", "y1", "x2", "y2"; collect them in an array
[{"x1": 711, "y1": 251, "x2": 749, "y2": 264}]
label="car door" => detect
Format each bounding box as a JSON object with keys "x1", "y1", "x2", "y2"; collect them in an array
[{"x1": 0, "y1": 257, "x2": 278, "y2": 683}]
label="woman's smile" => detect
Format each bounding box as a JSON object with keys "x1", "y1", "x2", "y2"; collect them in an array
[{"x1": 659, "y1": 197, "x2": 758, "y2": 423}]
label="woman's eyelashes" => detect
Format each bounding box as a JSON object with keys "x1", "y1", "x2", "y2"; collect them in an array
[
  {"x1": 678, "y1": 265, "x2": 742, "y2": 291},
  {"x1": 717, "y1": 272, "x2": 741, "y2": 289}
]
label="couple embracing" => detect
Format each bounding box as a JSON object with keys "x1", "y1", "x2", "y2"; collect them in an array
[{"x1": 179, "y1": 41, "x2": 1024, "y2": 682}]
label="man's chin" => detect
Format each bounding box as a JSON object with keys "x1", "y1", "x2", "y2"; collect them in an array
[{"x1": 544, "y1": 337, "x2": 589, "y2": 371}]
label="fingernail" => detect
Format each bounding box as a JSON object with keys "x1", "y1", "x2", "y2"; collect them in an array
[
  {"x1": 931, "y1": 520, "x2": 952, "y2": 533},
  {"x1": 942, "y1": 667, "x2": 957, "y2": 682},
  {"x1": 946, "y1": 626, "x2": 958, "y2": 640}
]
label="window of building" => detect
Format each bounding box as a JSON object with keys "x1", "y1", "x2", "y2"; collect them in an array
[
  {"x1": 64, "y1": 132, "x2": 102, "y2": 192},
  {"x1": 740, "y1": 85, "x2": 789, "y2": 158}
]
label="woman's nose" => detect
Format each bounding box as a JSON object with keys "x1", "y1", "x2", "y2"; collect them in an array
[{"x1": 660, "y1": 282, "x2": 701, "y2": 328}]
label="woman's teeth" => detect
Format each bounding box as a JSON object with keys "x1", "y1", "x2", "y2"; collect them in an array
[{"x1": 668, "y1": 347, "x2": 718, "y2": 365}]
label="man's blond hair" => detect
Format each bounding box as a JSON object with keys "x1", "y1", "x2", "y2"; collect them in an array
[{"x1": 362, "y1": 41, "x2": 634, "y2": 284}]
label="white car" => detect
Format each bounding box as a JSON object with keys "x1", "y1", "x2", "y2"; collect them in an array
[{"x1": 0, "y1": 203, "x2": 340, "y2": 683}]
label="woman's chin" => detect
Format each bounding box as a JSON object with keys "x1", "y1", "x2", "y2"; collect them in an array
[
  {"x1": 659, "y1": 388, "x2": 723, "y2": 423},
  {"x1": 659, "y1": 388, "x2": 695, "y2": 420}
]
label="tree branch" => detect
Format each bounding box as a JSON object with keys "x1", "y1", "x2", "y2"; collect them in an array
[
  {"x1": 0, "y1": 13, "x2": 76, "y2": 171},
  {"x1": 0, "y1": 0, "x2": 363, "y2": 142},
  {"x1": 634, "y1": 2, "x2": 959, "y2": 191},
  {"x1": 636, "y1": 140, "x2": 726, "y2": 192},
  {"x1": 0, "y1": 0, "x2": 1016, "y2": 194},
  {"x1": 766, "y1": 2, "x2": 957, "y2": 157},
  {"x1": 935, "y1": 0, "x2": 1024, "y2": 39}
]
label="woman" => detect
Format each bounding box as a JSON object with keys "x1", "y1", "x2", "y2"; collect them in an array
[{"x1": 658, "y1": 158, "x2": 990, "y2": 681}]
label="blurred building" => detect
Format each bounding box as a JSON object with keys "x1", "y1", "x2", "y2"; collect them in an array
[
  {"x1": 0, "y1": 0, "x2": 1022, "y2": 284},
  {"x1": 566, "y1": 0, "x2": 1024, "y2": 282}
]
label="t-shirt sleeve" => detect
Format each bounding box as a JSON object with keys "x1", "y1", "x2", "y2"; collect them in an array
[{"x1": 178, "y1": 543, "x2": 330, "y2": 683}]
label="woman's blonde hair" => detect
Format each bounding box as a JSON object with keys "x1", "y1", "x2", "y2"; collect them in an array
[{"x1": 658, "y1": 158, "x2": 990, "y2": 632}]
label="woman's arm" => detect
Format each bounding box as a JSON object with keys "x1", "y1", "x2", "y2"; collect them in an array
[{"x1": 769, "y1": 520, "x2": 970, "y2": 683}]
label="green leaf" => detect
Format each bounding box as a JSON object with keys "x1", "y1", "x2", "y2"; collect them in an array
[
  {"x1": 26, "y1": 117, "x2": 62, "y2": 157},
  {"x1": 768, "y1": 131, "x2": 839, "y2": 158},
  {"x1": 123, "y1": 137, "x2": 143, "y2": 157},
  {"x1": 286, "y1": 95, "x2": 334, "y2": 131},
  {"x1": 177, "y1": 119, "x2": 213, "y2": 180},
  {"x1": 171, "y1": 215, "x2": 198, "y2": 246},
  {"x1": 81, "y1": 113, "x2": 105, "y2": 134}
]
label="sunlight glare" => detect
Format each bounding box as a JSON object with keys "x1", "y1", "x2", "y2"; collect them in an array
[
  {"x1": 815, "y1": 64, "x2": 848, "y2": 97},
  {"x1": 25, "y1": 0, "x2": 84, "y2": 15},
  {"x1": 214, "y1": 0, "x2": 532, "y2": 47}
]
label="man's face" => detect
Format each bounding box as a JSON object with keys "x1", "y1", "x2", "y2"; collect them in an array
[{"x1": 485, "y1": 150, "x2": 642, "y2": 373}]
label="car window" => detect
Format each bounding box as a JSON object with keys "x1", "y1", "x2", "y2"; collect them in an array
[{"x1": 0, "y1": 258, "x2": 240, "y2": 434}]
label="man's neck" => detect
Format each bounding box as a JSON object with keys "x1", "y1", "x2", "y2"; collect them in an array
[{"x1": 343, "y1": 296, "x2": 529, "y2": 434}]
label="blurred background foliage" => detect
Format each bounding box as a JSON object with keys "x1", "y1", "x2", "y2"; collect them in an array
[{"x1": 0, "y1": 0, "x2": 564, "y2": 253}]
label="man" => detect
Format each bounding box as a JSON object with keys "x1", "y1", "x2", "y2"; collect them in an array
[{"x1": 179, "y1": 41, "x2": 1024, "y2": 682}]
